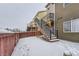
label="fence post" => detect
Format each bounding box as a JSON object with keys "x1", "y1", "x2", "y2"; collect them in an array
[{"x1": 0, "y1": 37, "x2": 4, "y2": 56}]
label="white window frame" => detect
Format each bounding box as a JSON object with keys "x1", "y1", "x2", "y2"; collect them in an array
[
  {"x1": 71, "y1": 18, "x2": 79, "y2": 32},
  {"x1": 63, "y1": 18, "x2": 79, "y2": 33}
]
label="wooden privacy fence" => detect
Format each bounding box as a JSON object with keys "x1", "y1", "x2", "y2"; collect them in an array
[
  {"x1": 0, "y1": 31, "x2": 42, "y2": 56},
  {"x1": 19, "y1": 31, "x2": 42, "y2": 38}
]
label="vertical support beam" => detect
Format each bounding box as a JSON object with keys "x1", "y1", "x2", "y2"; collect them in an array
[
  {"x1": 50, "y1": 29, "x2": 51, "y2": 40},
  {"x1": 1, "y1": 37, "x2": 4, "y2": 56},
  {"x1": 54, "y1": 3, "x2": 56, "y2": 35},
  {"x1": 0, "y1": 38, "x2": 1, "y2": 55},
  {"x1": 41, "y1": 19, "x2": 42, "y2": 28}
]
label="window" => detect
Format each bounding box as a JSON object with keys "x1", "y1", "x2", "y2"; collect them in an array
[
  {"x1": 63, "y1": 20, "x2": 71, "y2": 32},
  {"x1": 71, "y1": 18, "x2": 79, "y2": 32},
  {"x1": 48, "y1": 13, "x2": 54, "y2": 19},
  {"x1": 63, "y1": 18, "x2": 79, "y2": 32},
  {"x1": 63, "y1": 3, "x2": 70, "y2": 8}
]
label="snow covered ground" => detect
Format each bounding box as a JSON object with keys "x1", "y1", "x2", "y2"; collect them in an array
[{"x1": 11, "y1": 36, "x2": 79, "y2": 56}]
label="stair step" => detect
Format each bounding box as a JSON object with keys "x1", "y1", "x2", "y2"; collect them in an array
[
  {"x1": 40, "y1": 35, "x2": 59, "y2": 42},
  {"x1": 46, "y1": 35, "x2": 57, "y2": 39},
  {"x1": 41, "y1": 35, "x2": 58, "y2": 40},
  {"x1": 48, "y1": 37, "x2": 57, "y2": 39},
  {"x1": 49, "y1": 39, "x2": 59, "y2": 42}
]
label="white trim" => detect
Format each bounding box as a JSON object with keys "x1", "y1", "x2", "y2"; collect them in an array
[{"x1": 63, "y1": 3, "x2": 65, "y2": 8}]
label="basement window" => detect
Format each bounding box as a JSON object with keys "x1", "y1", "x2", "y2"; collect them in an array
[{"x1": 63, "y1": 18, "x2": 79, "y2": 32}]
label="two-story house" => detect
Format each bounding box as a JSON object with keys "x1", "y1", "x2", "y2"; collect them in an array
[{"x1": 46, "y1": 3, "x2": 79, "y2": 42}]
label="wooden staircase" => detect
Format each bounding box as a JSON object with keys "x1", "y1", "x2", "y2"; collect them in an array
[{"x1": 34, "y1": 17, "x2": 59, "y2": 42}]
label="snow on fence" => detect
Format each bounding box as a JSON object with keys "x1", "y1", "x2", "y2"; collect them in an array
[{"x1": 0, "y1": 31, "x2": 42, "y2": 56}]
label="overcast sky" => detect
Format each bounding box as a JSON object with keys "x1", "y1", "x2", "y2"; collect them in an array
[{"x1": 0, "y1": 3, "x2": 46, "y2": 31}]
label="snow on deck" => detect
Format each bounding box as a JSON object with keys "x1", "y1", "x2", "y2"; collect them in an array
[{"x1": 11, "y1": 37, "x2": 79, "y2": 56}]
